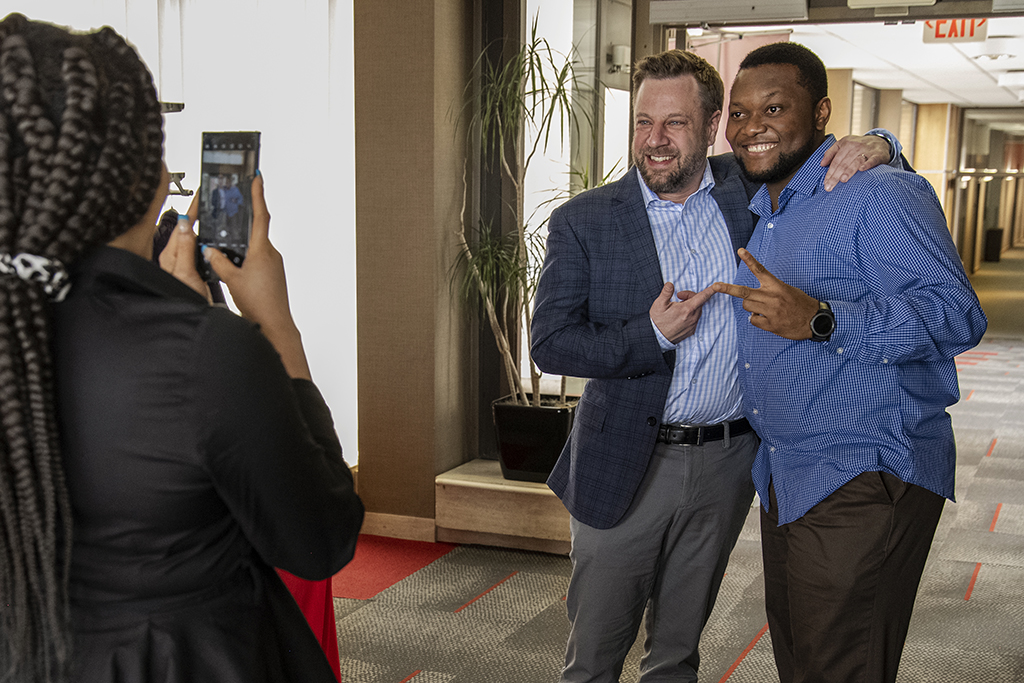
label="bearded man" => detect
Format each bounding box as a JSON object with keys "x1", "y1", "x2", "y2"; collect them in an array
[
  {"x1": 714, "y1": 42, "x2": 986, "y2": 683},
  {"x1": 531, "y1": 48, "x2": 897, "y2": 683}
]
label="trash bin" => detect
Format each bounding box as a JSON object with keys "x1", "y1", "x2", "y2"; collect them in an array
[{"x1": 984, "y1": 229, "x2": 1004, "y2": 262}]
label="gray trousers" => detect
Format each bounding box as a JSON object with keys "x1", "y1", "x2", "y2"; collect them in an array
[{"x1": 561, "y1": 431, "x2": 758, "y2": 683}]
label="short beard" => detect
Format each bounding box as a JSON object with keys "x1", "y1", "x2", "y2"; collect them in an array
[
  {"x1": 735, "y1": 135, "x2": 818, "y2": 185},
  {"x1": 634, "y1": 138, "x2": 709, "y2": 197}
]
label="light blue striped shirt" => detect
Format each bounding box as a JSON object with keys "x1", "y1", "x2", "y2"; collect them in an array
[{"x1": 639, "y1": 165, "x2": 743, "y2": 424}]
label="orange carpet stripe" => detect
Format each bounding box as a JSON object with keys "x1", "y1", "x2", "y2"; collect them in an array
[
  {"x1": 990, "y1": 503, "x2": 1003, "y2": 532},
  {"x1": 454, "y1": 571, "x2": 519, "y2": 613},
  {"x1": 965, "y1": 563, "x2": 982, "y2": 601},
  {"x1": 718, "y1": 622, "x2": 769, "y2": 682},
  {"x1": 986, "y1": 438, "x2": 998, "y2": 457}
]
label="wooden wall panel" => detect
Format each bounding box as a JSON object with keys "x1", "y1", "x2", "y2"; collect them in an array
[{"x1": 354, "y1": 0, "x2": 475, "y2": 524}]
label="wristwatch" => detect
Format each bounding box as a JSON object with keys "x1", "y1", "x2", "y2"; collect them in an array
[{"x1": 809, "y1": 300, "x2": 835, "y2": 342}]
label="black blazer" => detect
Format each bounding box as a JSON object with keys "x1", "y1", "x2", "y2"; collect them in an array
[{"x1": 52, "y1": 247, "x2": 363, "y2": 682}]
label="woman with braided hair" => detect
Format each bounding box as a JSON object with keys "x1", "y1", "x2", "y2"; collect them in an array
[{"x1": 0, "y1": 14, "x2": 363, "y2": 683}]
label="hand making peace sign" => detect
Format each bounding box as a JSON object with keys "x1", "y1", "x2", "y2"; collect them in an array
[{"x1": 712, "y1": 248, "x2": 821, "y2": 341}]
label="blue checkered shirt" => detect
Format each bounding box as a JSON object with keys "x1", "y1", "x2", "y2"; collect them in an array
[
  {"x1": 732, "y1": 137, "x2": 987, "y2": 525},
  {"x1": 640, "y1": 165, "x2": 743, "y2": 424}
]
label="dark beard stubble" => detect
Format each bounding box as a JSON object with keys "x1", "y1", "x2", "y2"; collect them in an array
[
  {"x1": 634, "y1": 135, "x2": 710, "y2": 197},
  {"x1": 734, "y1": 134, "x2": 819, "y2": 185}
]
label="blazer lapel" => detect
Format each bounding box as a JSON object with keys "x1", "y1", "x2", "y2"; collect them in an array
[
  {"x1": 614, "y1": 171, "x2": 663, "y2": 296},
  {"x1": 709, "y1": 158, "x2": 758, "y2": 259}
]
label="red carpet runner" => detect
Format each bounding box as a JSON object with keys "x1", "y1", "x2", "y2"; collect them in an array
[{"x1": 332, "y1": 534, "x2": 458, "y2": 600}]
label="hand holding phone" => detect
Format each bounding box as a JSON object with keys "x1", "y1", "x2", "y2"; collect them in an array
[{"x1": 201, "y1": 173, "x2": 311, "y2": 380}]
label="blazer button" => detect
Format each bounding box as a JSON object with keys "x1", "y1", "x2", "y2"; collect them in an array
[{"x1": 647, "y1": 416, "x2": 658, "y2": 426}]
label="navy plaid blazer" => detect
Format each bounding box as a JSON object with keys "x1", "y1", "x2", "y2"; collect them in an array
[{"x1": 531, "y1": 155, "x2": 759, "y2": 530}]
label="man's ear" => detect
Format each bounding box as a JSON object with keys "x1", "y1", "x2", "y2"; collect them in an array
[
  {"x1": 814, "y1": 97, "x2": 831, "y2": 132},
  {"x1": 706, "y1": 109, "x2": 722, "y2": 144}
]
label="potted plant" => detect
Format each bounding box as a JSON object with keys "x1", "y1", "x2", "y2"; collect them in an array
[{"x1": 453, "y1": 17, "x2": 588, "y2": 482}]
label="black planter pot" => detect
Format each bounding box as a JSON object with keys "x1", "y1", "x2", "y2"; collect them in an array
[{"x1": 491, "y1": 395, "x2": 576, "y2": 483}]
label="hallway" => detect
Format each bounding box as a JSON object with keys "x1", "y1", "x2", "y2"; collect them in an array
[
  {"x1": 332, "y1": 250, "x2": 1024, "y2": 683},
  {"x1": 971, "y1": 247, "x2": 1024, "y2": 339}
]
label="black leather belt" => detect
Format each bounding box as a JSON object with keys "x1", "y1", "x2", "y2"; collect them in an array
[{"x1": 657, "y1": 418, "x2": 752, "y2": 446}]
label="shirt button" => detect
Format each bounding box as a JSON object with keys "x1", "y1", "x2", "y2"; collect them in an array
[
  {"x1": 770, "y1": 446, "x2": 776, "y2": 453},
  {"x1": 752, "y1": 408, "x2": 759, "y2": 414},
  {"x1": 883, "y1": 358, "x2": 889, "y2": 364},
  {"x1": 744, "y1": 363, "x2": 750, "y2": 369},
  {"x1": 690, "y1": 248, "x2": 697, "y2": 255},
  {"x1": 767, "y1": 222, "x2": 774, "y2": 229},
  {"x1": 837, "y1": 347, "x2": 844, "y2": 354},
  {"x1": 691, "y1": 379, "x2": 697, "y2": 385}
]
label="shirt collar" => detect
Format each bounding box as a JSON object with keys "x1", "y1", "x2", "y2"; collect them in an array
[
  {"x1": 636, "y1": 160, "x2": 716, "y2": 208},
  {"x1": 749, "y1": 134, "x2": 836, "y2": 218},
  {"x1": 68, "y1": 245, "x2": 209, "y2": 305}
]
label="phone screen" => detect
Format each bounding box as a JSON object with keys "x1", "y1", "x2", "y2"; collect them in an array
[{"x1": 198, "y1": 131, "x2": 260, "y2": 279}]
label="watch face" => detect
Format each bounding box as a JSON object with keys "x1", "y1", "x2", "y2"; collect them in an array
[{"x1": 812, "y1": 312, "x2": 835, "y2": 337}]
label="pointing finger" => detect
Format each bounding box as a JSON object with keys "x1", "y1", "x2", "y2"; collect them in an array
[
  {"x1": 689, "y1": 285, "x2": 715, "y2": 308},
  {"x1": 711, "y1": 281, "x2": 753, "y2": 299}
]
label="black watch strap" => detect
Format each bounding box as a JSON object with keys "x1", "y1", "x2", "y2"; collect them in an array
[{"x1": 810, "y1": 300, "x2": 835, "y2": 342}]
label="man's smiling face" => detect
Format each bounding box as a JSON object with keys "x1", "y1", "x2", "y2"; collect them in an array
[
  {"x1": 726, "y1": 62, "x2": 828, "y2": 193},
  {"x1": 631, "y1": 74, "x2": 720, "y2": 204}
]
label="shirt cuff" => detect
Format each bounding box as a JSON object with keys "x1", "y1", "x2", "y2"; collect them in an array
[
  {"x1": 866, "y1": 128, "x2": 903, "y2": 167},
  {"x1": 651, "y1": 318, "x2": 676, "y2": 351},
  {"x1": 821, "y1": 299, "x2": 864, "y2": 358}
]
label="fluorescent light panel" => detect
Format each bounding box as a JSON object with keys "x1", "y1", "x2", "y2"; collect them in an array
[
  {"x1": 649, "y1": 0, "x2": 808, "y2": 24},
  {"x1": 847, "y1": 0, "x2": 935, "y2": 6},
  {"x1": 993, "y1": 0, "x2": 1024, "y2": 11},
  {"x1": 998, "y1": 72, "x2": 1024, "y2": 87}
]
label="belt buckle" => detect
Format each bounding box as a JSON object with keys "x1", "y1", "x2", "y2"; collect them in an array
[{"x1": 695, "y1": 426, "x2": 705, "y2": 447}]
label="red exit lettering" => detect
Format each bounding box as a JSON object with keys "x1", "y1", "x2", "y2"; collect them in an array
[{"x1": 923, "y1": 19, "x2": 987, "y2": 44}]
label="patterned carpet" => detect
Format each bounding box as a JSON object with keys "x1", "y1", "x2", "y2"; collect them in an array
[
  {"x1": 334, "y1": 251, "x2": 1024, "y2": 682},
  {"x1": 334, "y1": 338, "x2": 1024, "y2": 683}
]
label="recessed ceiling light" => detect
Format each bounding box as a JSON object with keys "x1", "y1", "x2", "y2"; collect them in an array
[
  {"x1": 998, "y1": 71, "x2": 1024, "y2": 87},
  {"x1": 974, "y1": 53, "x2": 1017, "y2": 61}
]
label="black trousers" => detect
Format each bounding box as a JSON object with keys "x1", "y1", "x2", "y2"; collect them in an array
[{"x1": 761, "y1": 471, "x2": 945, "y2": 683}]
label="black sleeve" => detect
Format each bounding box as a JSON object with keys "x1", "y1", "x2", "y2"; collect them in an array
[{"x1": 191, "y1": 308, "x2": 363, "y2": 580}]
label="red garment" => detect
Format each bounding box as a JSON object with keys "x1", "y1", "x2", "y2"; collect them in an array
[{"x1": 276, "y1": 569, "x2": 341, "y2": 682}]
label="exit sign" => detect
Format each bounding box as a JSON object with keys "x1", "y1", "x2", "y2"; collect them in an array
[{"x1": 923, "y1": 19, "x2": 988, "y2": 43}]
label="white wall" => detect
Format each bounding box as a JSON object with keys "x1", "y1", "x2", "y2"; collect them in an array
[{"x1": 2, "y1": 1, "x2": 360, "y2": 464}]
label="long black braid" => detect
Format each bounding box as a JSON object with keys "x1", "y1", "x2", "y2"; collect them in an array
[{"x1": 0, "y1": 14, "x2": 164, "y2": 682}]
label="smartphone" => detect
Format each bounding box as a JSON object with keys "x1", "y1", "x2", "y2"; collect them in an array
[{"x1": 197, "y1": 131, "x2": 260, "y2": 281}]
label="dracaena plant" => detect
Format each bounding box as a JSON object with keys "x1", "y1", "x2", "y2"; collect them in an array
[{"x1": 454, "y1": 16, "x2": 590, "y2": 408}]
